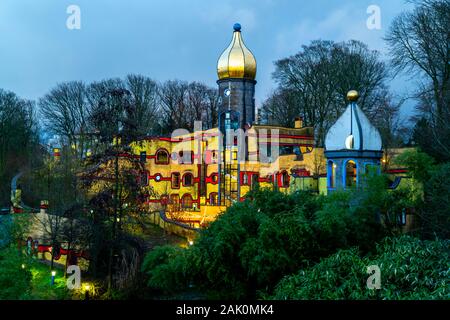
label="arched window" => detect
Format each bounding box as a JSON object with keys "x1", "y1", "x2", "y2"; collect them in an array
[
  {"x1": 209, "y1": 193, "x2": 218, "y2": 205},
  {"x1": 181, "y1": 194, "x2": 193, "y2": 209},
  {"x1": 328, "y1": 160, "x2": 336, "y2": 189},
  {"x1": 345, "y1": 160, "x2": 357, "y2": 188},
  {"x1": 211, "y1": 173, "x2": 218, "y2": 184},
  {"x1": 155, "y1": 149, "x2": 169, "y2": 164},
  {"x1": 183, "y1": 173, "x2": 194, "y2": 186},
  {"x1": 280, "y1": 171, "x2": 290, "y2": 188}
]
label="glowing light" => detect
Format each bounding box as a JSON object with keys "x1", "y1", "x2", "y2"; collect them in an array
[
  {"x1": 188, "y1": 240, "x2": 194, "y2": 246},
  {"x1": 51, "y1": 271, "x2": 56, "y2": 277},
  {"x1": 21, "y1": 264, "x2": 25, "y2": 269},
  {"x1": 83, "y1": 284, "x2": 91, "y2": 291}
]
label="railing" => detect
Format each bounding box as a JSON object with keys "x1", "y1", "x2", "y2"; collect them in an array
[{"x1": 148, "y1": 211, "x2": 200, "y2": 240}]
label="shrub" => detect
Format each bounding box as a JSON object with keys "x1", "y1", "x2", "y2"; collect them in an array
[
  {"x1": 273, "y1": 236, "x2": 449, "y2": 300},
  {"x1": 0, "y1": 248, "x2": 32, "y2": 300}
]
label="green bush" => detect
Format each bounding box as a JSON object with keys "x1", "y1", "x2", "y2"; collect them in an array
[
  {"x1": 273, "y1": 236, "x2": 449, "y2": 300},
  {"x1": 0, "y1": 248, "x2": 32, "y2": 300},
  {"x1": 141, "y1": 245, "x2": 191, "y2": 294},
  {"x1": 142, "y1": 182, "x2": 397, "y2": 299},
  {"x1": 423, "y1": 163, "x2": 450, "y2": 239}
]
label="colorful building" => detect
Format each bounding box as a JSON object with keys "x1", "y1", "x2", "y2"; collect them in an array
[
  {"x1": 124, "y1": 23, "x2": 410, "y2": 227},
  {"x1": 126, "y1": 24, "x2": 333, "y2": 225}
]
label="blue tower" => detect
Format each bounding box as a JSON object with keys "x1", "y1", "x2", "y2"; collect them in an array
[{"x1": 324, "y1": 90, "x2": 383, "y2": 192}]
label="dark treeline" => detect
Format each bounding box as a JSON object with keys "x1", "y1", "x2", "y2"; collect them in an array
[
  {"x1": 39, "y1": 75, "x2": 218, "y2": 157},
  {"x1": 261, "y1": 0, "x2": 449, "y2": 160},
  {"x1": 0, "y1": 77, "x2": 218, "y2": 205},
  {"x1": 0, "y1": 90, "x2": 41, "y2": 206},
  {"x1": 0, "y1": 0, "x2": 448, "y2": 300}
]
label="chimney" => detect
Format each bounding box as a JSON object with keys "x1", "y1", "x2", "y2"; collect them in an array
[{"x1": 294, "y1": 117, "x2": 303, "y2": 128}]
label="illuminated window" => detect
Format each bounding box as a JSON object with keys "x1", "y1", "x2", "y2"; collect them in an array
[
  {"x1": 155, "y1": 149, "x2": 169, "y2": 164},
  {"x1": 209, "y1": 193, "x2": 218, "y2": 205},
  {"x1": 280, "y1": 171, "x2": 290, "y2": 188},
  {"x1": 345, "y1": 160, "x2": 357, "y2": 188},
  {"x1": 171, "y1": 173, "x2": 180, "y2": 189},
  {"x1": 181, "y1": 194, "x2": 193, "y2": 209},
  {"x1": 183, "y1": 173, "x2": 194, "y2": 186}
]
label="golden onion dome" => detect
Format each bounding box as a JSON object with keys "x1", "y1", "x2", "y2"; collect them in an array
[{"x1": 217, "y1": 23, "x2": 257, "y2": 80}]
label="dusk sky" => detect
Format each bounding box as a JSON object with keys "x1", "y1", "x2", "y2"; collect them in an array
[{"x1": 0, "y1": 0, "x2": 416, "y2": 119}]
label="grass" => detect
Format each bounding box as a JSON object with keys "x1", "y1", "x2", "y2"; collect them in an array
[{"x1": 26, "y1": 259, "x2": 72, "y2": 300}]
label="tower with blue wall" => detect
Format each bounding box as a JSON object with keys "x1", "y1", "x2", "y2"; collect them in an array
[{"x1": 324, "y1": 90, "x2": 383, "y2": 192}]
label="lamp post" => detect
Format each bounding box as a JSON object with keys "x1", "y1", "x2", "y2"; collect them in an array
[
  {"x1": 51, "y1": 270, "x2": 56, "y2": 285},
  {"x1": 83, "y1": 284, "x2": 91, "y2": 300}
]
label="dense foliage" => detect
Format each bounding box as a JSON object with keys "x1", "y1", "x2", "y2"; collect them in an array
[
  {"x1": 0, "y1": 248, "x2": 32, "y2": 300},
  {"x1": 0, "y1": 89, "x2": 40, "y2": 206},
  {"x1": 142, "y1": 178, "x2": 408, "y2": 299},
  {"x1": 396, "y1": 149, "x2": 450, "y2": 239},
  {"x1": 273, "y1": 236, "x2": 449, "y2": 300}
]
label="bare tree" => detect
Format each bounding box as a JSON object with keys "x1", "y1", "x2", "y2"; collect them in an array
[
  {"x1": 385, "y1": 0, "x2": 450, "y2": 160},
  {"x1": 158, "y1": 80, "x2": 218, "y2": 134},
  {"x1": 158, "y1": 80, "x2": 190, "y2": 133},
  {"x1": 125, "y1": 74, "x2": 160, "y2": 136},
  {"x1": 266, "y1": 40, "x2": 388, "y2": 146},
  {"x1": 39, "y1": 82, "x2": 90, "y2": 160},
  {"x1": 260, "y1": 89, "x2": 302, "y2": 127}
]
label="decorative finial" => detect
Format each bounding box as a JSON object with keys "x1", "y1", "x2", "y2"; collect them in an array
[
  {"x1": 347, "y1": 90, "x2": 359, "y2": 102},
  {"x1": 233, "y1": 23, "x2": 241, "y2": 32}
]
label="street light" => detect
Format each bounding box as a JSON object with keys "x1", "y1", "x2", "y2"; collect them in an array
[
  {"x1": 83, "y1": 283, "x2": 91, "y2": 300},
  {"x1": 51, "y1": 270, "x2": 56, "y2": 285}
]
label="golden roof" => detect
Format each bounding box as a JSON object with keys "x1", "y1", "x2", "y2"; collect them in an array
[{"x1": 217, "y1": 23, "x2": 257, "y2": 80}]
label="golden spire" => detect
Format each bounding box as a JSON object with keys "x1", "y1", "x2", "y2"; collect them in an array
[
  {"x1": 217, "y1": 23, "x2": 257, "y2": 80},
  {"x1": 347, "y1": 90, "x2": 359, "y2": 102}
]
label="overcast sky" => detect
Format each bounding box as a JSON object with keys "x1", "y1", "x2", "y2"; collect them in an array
[{"x1": 0, "y1": 0, "x2": 416, "y2": 118}]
